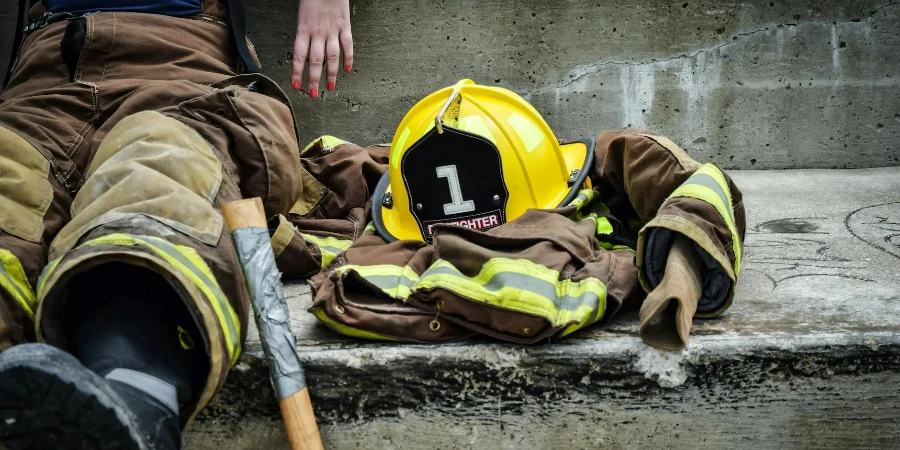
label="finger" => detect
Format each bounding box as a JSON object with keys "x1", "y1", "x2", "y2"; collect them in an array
[
  {"x1": 340, "y1": 27, "x2": 354, "y2": 73},
  {"x1": 291, "y1": 33, "x2": 309, "y2": 90},
  {"x1": 325, "y1": 35, "x2": 340, "y2": 91},
  {"x1": 307, "y1": 38, "x2": 325, "y2": 98}
]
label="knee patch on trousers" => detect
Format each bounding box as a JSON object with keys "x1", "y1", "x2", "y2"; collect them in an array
[
  {"x1": 0, "y1": 126, "x2": 53, "y2": 243},
  {"x1": 50, "y1": 111, "x2": 224, "y2": 260}
]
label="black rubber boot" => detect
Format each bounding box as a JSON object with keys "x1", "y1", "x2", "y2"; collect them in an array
[
  {"x1": 0, "y1": 263, "x2": 208, "y2": 450},
  {"x1": 69, "y1": 297, "x2": 192, "y2": 450},
  {"x1": 0, "y1": 343, "x2": 153, "y2": 450}
]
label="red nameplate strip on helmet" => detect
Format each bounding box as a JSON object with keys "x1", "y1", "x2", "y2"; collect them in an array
[{"x1": 424, "y1": 211, "x2": 502, "y2": 238}]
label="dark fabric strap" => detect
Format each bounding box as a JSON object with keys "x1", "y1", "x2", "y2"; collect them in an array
[
  {"x1": 226, "y1": 0, "x2": 260, "y2": 74},
  {"x1": 2, "y1": 0, "x2": 30, "y2": 89}
]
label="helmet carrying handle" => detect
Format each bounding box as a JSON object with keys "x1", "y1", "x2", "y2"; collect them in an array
[{"x1": 435, "y1": 82, "x2": 465, "y2": 134}]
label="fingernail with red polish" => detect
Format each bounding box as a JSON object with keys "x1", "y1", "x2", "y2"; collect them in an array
[
  {"x1": 327, "y1": 81, "x2": 335, "y2": 91},
  {"x1": 310, "y1": 88, "x2": 318, "y2": 98},
  {"x1": 345, "y1": 65, "x2": 352, "y2": 73},
  {"x1": 292, "y1": 81, "x2": 300, "y2": 90}
]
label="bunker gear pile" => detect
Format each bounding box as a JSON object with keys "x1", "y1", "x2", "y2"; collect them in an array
[{"x1": 269, "y1": 83, "x2": 745, "y2": 348}]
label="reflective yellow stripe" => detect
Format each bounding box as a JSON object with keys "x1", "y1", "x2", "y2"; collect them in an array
[
  {"x1": 301, "y1": 233, "x2": 353, "y2": 267},
  {"x1": 391, "y1": 127, "x2": 410, "y2": 169},
  {"x1": 335, "y1": 264, "x2": 420, "y2": 300},
  {"x1": 311, "y1": 308, "x2": 401, "y2": 341},
  {"x1": 568, "y1": 190, "x2": 613, "y2": 225},
  {"x1": 458, "y1": 115, "x2": 495, "y2": 143},
  {"x1": 566, "y1": 189, "x2": 595, "y2": 210},
  {"x1": 418, "y1": 259, "x2": 605, "y2": 329},
  {"x1": 330, "y1": 259, "x2": 606, "y2": 336},
  {"x1": 597, "y1": 241, "x2": 633, "y2": 251},
  {"x1": 320, "y1": 135, "x2": 347, "y2": 151},
  {"x1": 300, "y1": 139, "x2": 318, "y2": 155},
  {"x1": 364, "y1": 222, "x2": 376, "y2": 233},
  {"x1": 48, "y1": 234, "x2": 242, "y2": 366},
  {"x1": 576, "y1": 214, "x2": 629, "y2": 250},
  {"x1": 301, "y1": 135, "x2": 347, "y2": 155},
  {"x1": 0, "y1": 250, "x2": 35, "y2": 317},
  {"x1": 138, "y1": 235, "x2": 241, "y2": 367},
  {"x1": 507, "y1": 112, "x2": 545, "y2": 153},
  {"x1": 37, "y1": 256, "x2": 62, "y2": 296},
  {"x1": 668, "y1": 164, "x2": 742, "y2": 275},
  {"x1": 595, "y1": 216, "x2": 614, "y2": 235}
]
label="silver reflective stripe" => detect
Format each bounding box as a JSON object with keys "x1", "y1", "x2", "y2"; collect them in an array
[
  {"x1": 106, "y1": 368, "x2": 178, "y2": 413},
  {"x1": 319, "y1": 245, "x2": 348, "y2": 256},
  {"x1": 421, "y1": 266, "x2": 603, "y2": 314},
  {"x1": 361, "y1": 274, "x2": 418, "y2": 291},
  {"x1": 686, "y1": 173, "x2": 735, "y2": 225}
]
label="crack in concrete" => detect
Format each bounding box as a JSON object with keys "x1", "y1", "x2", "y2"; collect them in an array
[{"x1": 523, "y1": 0, "x2": 899, "y2": 96}]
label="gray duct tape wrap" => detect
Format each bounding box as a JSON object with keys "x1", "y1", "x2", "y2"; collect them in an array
[{"x1": 232, "y1": 227, "x2": 307, "y2": 400}]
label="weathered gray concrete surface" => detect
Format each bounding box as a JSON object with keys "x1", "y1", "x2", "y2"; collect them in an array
[
  {"x1": 246, "y1": 0, "x2": 900, "y2": 170},
  {"x1": 184, "y1": 167, "x2": 900, "y2": 449},
  {"x1": 2, "y1": 2, "x2": 898, "y2": 168}
]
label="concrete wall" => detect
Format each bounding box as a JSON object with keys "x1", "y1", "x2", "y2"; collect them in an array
[
  {"x1": 1, "y1": 2, "x2": 897, "y2": 169},
  {"x1": 246, "y1": 0, "x2": 900, "y2": 169}
]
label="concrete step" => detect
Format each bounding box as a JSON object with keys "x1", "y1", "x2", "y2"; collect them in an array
[
  {"x1": 185, "y1": 167, "x2": 900, "y2": 449},
  {"x1": 246, "y1": 0, "x2": 900, "y2": 170}
]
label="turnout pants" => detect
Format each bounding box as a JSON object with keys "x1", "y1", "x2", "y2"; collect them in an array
[{"x1": 0, "y1": 1, "x2": 302, "y2": 424}]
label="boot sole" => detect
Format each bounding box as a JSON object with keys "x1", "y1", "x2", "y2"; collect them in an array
[{"x1": 0, "y1": 344, "x2": 150, "y2": 450}]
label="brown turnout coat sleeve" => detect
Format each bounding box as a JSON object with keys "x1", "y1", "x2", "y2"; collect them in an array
[{"x1": 591, "y1": 129, "x2": 746, "y2": 317}]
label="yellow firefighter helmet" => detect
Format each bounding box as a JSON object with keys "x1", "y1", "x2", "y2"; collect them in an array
[{"x1": 372, "y1": 79, "x2": 594, "y2": 243}]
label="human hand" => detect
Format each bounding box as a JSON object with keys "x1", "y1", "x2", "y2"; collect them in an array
[{"x1": 291, "y1": 0, "x2": 353, "y2": 98}]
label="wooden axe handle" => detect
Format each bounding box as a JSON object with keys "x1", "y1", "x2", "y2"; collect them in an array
[
  {"x1": 222, "y1": 198, "x2": 325, "y2": 450},
  {"x1": 280, "y1": 388, "x2": 324, "y2": 450},
  {"x1": 222, "y1": 197, "x2": 266, "y2": 230}
]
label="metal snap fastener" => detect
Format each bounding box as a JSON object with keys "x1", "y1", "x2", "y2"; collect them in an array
[{"x1": 416, "y1": 203, "x2": 424, "y2": 211}]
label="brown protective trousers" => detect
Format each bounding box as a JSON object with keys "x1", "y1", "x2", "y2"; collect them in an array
[{"x1": 0, "y1": 0, "x2": 303, "y2": 424}]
